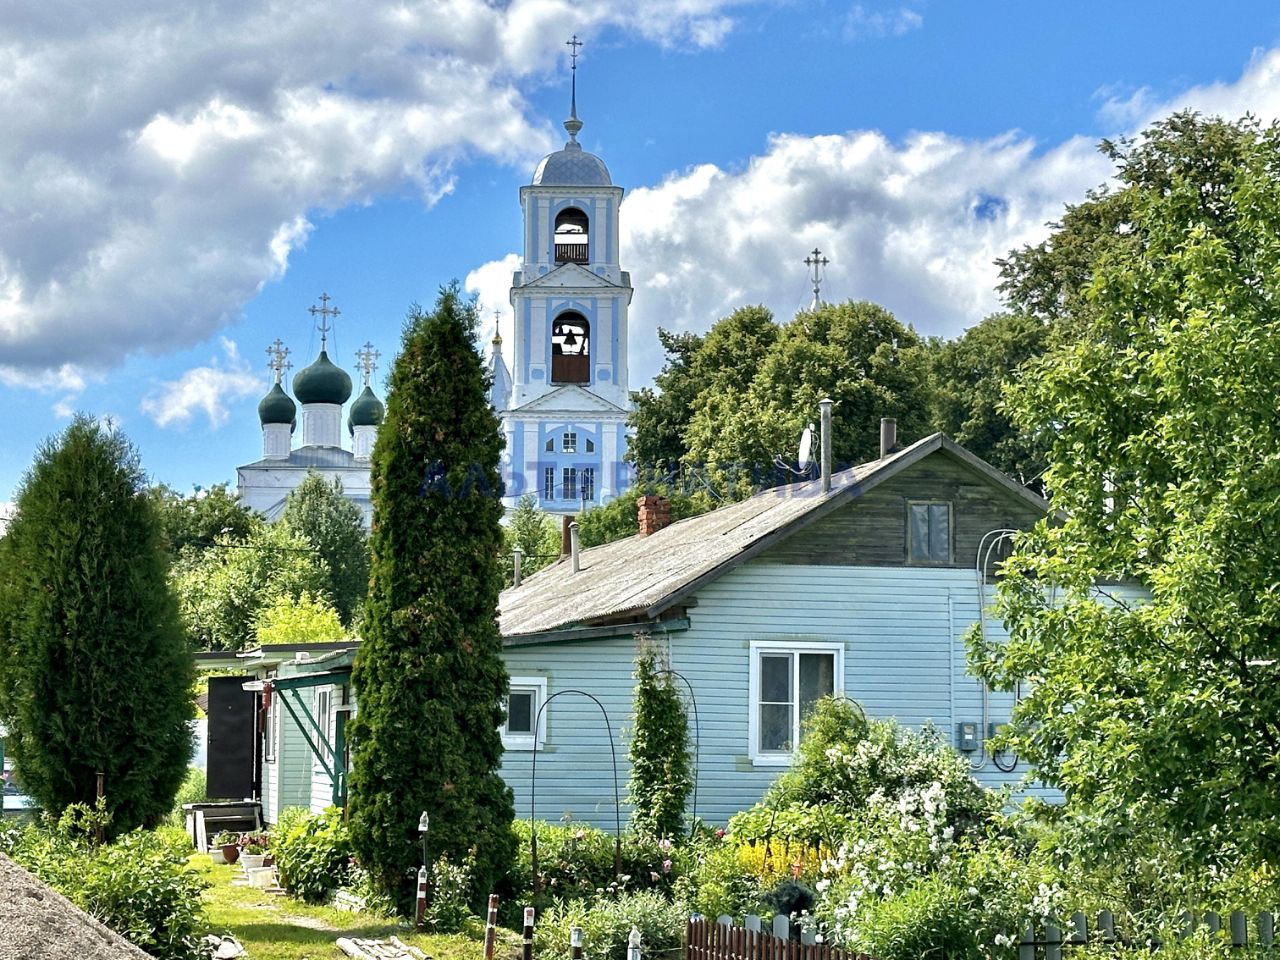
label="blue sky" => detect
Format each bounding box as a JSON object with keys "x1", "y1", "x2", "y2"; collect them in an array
[{"x1": 3, "y1": 0, "x2": 1280, "y2": 507}]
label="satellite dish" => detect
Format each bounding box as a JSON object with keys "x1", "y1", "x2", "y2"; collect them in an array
[{"x1": 798, "y1": 424, "x2": 814, "y2": 471}]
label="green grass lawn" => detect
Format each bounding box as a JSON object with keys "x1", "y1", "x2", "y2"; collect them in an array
[{"x1": 193, "y1": 855, "x2": 507, "y2": 960}]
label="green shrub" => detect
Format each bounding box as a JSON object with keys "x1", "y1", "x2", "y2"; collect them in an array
[
  {"x1": 423, "y1": 851, "x2": 477, "y2": 932},
  {"x1": 165, "y1": 767, "x2": 207, "y2": 829},
  {"x1": 511, "y1": 820, "x2": 689, "y2": 907},
  {"x1": 0, "y1": 804, "x2": 207, "y2": 960},
  {"x1": 627, "y1": 644, "x2": 692, "y2": 840},
  {"x1": 680, "y1": 836, "x2": 768, "y2": 920},
  {"x1": 273, "y1": 805, "x2": 352, "y2": 903},
  {"x1": 535, "y1": 890, "x2": 689, "y2": 960}
]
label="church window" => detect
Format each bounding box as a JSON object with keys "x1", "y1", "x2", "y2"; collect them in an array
[
  {"x1": 582, "y1": 467, "x2": 596, "y2": 502},
  {"x1": 551, "y1": 312, "x2": 590, "y2": 384},
  {"x1": 585, "y1": 438, "x2": 595, "y2": 453},
  {"x1": 563, "y1": 432, "x2": 577, "y2": 453},
  {"x1": 543, "y1": 467, "x2": 555, "y2": 501},
  {"x1": 554, "y1": 207, "x2": 590, "y2": 264},
  {"x1": 563, "y1": 467, "x2": 578, "y2": 500},
  {"x1": 545, "y1": 438, "x2": 554, "y2": 453}
]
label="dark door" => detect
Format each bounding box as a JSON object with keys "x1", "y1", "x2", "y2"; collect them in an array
[{"x1": 207, "y1": 676, "x2": 256, "y2": 800}]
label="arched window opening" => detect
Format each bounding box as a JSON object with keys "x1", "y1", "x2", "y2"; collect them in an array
[
  {"x1": 551, "y1": 312, "x2": 590, "y2": 384},
  {"x1": 554, "y1": 208, "x2": 590, "y2": 264}
]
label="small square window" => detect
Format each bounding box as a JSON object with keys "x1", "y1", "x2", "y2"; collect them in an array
[
  {"x1": 503, "y1": 677, "x2": 547, "y2": 749},
  {"x1": 907, "y1": 501, "x2": 952, "y2": 564},
  {"x1": 563, "y1": 432, "x2": 577, "y2": 453}
]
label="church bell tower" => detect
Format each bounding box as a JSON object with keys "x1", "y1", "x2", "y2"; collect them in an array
[{"x1": 495, "y1": 37, "x2": 632, "y2": 514}]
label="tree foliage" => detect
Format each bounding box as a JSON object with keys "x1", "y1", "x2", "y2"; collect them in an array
[
  {"x1": 626, "y1": 642, "x2": 692, "y2": 840},
  {"x1": 253, "y1": 592, "x2": 345, "y2": 647},
  {"x1": 504, "y1": 494, "x2": 561, "y2": 584},
  {"x1": 0, "y1": 417, "x2": 194, "y2": 834},
  {"x1": 148, "y1": 482, "x2": 259, "y2": 560},
  {"x1": 172, "y1": 520, "x2": 330, "y2": 651},
  {"x1": 347, "y1": 285, "x2": 515, "y2": 910},
  {"x1": 972, "y1": 113, "x2": 1280, "y2": 868},
  {"x1": 281, "y1": 472, "x2": 370, "y2": 626}
]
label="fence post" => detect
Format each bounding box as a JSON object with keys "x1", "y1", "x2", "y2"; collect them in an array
[
  {"x1": 1097, "y1": 911, "x2": 1115, "y2": 944},
  {"x1": 773, "y1": 915, "x2": 791, "y2": 939},
  {"x1": 1260, "y1": 912, "x2": 1274, "y2": 947},
  {"x1": 1018, "y1": 924, "x2": 1035, "y2": 960},
  {"x1": 1205, "y1": 911, "x2": 1221, "y2": 935},
  {"x1": 523, "y1": 907, "x2": 535, "y2": 960},
  {"x1": 1070, "y1": 912, "x2": 1087, "y2": 945},
  {"x1": 1044, "y1": 922, "x2": 1061, "y2": 960},
  {"x1": 745, "y1": 915, "x2": 761, "y2": 933},
  {"x1": 572, "y1": 926, "x2": 584, "y2": 960},
  {"x1": 628, "y1": 925, "x2": 642, "y2": 960},
  {"x1": 1230, "y1": 911, "x2": 1247, "y2": 947},
  {"x1": 483, "y1": 894, "x2": 499, "y2": 960},
  {"x1": 415, "y1": 865, "x2": 428, "y2": 927}
]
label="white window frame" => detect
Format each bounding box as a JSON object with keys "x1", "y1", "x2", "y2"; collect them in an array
[
  {"x1": 501, "y1": 677, "x2": 548, "y2": 751},
  {"x1": 748, "y1": 640, "x2": 844, "y2": 766},
  {"x1": 264, "y1": 693, "x2": 277, "y2": 763},
  {"x1": 581, "y1": 466, "x2": 596, "y2": 502},
  {"x1": 563, "y1": 431, "x2": 577, "y2": 453},
  {"x1": 313, "y1": 688, "x2": 332, "y2": 772},
  {"x1": 543, "y1": 467, "x2": 556, "y2": 500},
  {"x1": 562, "y1": 467, "x2": 578, "y2": 500}
]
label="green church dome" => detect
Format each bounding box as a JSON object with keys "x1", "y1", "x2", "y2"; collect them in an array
[
  {"x1": 293, "y1": 350, "x2": 353, "y2": 406},
  {"x1": 258, "y1": 382, "x2": 297, "y2": 427},
  {"x1": 348, "y1": 385, "x2": 385, "y2": 434}
]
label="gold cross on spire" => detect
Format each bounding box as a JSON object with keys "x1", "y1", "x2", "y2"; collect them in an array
[
  {"x1": 355, "y1": 342, "x2": 380, "y2": 387},
  {"x1": 308, "y1": 293, "x2": 341, "y2": 349},
  {"x1": 492, "y1": 309, "x2": 503, "y2": 347},
  {"x1": 266, "y1": 339, "x2": 292, "y2": 383}
]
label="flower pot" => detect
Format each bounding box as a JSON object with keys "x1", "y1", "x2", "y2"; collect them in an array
[
  {"x1": 240, "y1": 853, "x2": 266, "y2": 870},
  {"x1": 221, "y1": 843, "x2": 240, "y2": 865},
  {"x1": 209, "y1": 849, "x2": 227, "y2": 865}
]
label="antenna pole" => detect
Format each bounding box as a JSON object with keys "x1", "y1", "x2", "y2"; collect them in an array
[{"x1": 819, "y1": 398, "x2": 833, "y2": 493}]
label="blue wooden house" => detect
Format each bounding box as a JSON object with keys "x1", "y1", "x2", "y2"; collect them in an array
[{"x1": 232, "y1": 425, "x2": 1073, "y2": 829}]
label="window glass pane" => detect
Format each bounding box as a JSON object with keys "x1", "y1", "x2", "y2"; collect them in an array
[
  {"x1": 759, "y1": 704, "x2": 792, "y2": 752},
  {"x1": 799, "y1": 653, "x2": 835, "y2": 721},
  {"x1": 909, "y1": 504, "x2": 930, "y2": 559},
  {"x1": 545, "y1": 439, "x2": 554, "y2": 452},
  {"x1": 507, "y1": 690, "x2": 535, "y2": 734},
  {"x1": 929, "y1": 503, "x2": 951, "y2": 562},
  {"x1": 760, "y1": 653, "x2": 792, "y2": 704},
  {"x1": 585, "y1": 438, "x2": 595, "y2": 453}
]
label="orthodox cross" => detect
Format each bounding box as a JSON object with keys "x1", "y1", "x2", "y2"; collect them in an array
[
  {"x1": 266, "y1": 339, "x2": 292, "y2": 384},
  {"x1": 804, "y1": 248, "x2": 830, "y2": 310},
  {"x1": 355, "y1": 342, "x2": 380, "y2": 387},
  {"x1": 565, "y1": 34, "x2": 583, "y2": 139},
  {"x1": 308, "y1": 293, "x2": 341, "y2": 349},
  {"x1": 492, "y1": 308, "x2": 503, "y2": 348}
]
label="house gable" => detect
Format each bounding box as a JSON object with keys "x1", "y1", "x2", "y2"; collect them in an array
[{"x1": 760, "y1": 447, "x2": 1044, "y2": 568}]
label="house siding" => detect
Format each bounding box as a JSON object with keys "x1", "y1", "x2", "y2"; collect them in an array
[{"x1": 265, "y1": 701, "x2": 314, "y2": 824}]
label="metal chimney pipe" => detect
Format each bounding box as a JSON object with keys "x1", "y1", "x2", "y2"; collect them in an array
[
  {"x1": 512, "y1": 546, "x2": 524, "y2": 588},
  {"x1": 560, "y1": 515, "x2": 572, "y2": 557},
  {"x1": 819, "y1": 398, "x2": 833, "y2": 493},
  {"x1": 880, "y1": 417, "x2": 897, "y2": 459},
  {"x1": 569, "y1": 522, "x2": 581, "y2": 574}
]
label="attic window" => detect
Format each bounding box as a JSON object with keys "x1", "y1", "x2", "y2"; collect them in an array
[{"x1": 907, "y1": 501, "x2": 952, "y2": 564}]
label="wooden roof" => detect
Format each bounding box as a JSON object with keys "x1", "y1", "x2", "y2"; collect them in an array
[{"x1": 498, "y1": 433, "x2": 1049, "y2": 641}]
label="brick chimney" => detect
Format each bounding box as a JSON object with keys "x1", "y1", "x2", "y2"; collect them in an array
[{"x1": 637, "y1": 495, "x2": 672, "y2": 537}]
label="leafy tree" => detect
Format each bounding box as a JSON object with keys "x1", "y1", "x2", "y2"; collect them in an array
[
  {"x1": 576, "y1": 478, "x2": 715, "y2": 549},
  {"x1": 972, "y1": 113, "x2": 1280, "y2": 867},
  {"x1": 686, "y1": 301, "x2": 932, "y2": 475},
  {"x1": 626, "y1": 643, "x2": 692, "y2": 839},
  {"x1": 927, "y1": 312, "x2": 1051, "y2": 488},
  {"x1": 253, "y1": 592, "x2": 345, "y2": 646},
  {"x1": 628, "y1": 329, "x2": 705, "y2": 468},
  {"x1": 347, "y1": 285, "x2": 515, "y2": 910},
  {"x1": 149, "y1": 482, "x2": 260, "y2": 559},
  {"x1": 0, "y1": 417, "x2": 194, "y2": 834},
  {"x1": 504, "y1": 494, "x2": 561, "y2": 584},
  {"x1": 173, "y1": 521, "x2": 330, "y2": 651},
  {"x1": 281, "y1": 472, "x2": 370, "y2": 626}
]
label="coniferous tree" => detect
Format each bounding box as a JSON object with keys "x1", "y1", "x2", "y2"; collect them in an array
[
  {"x1": 627, "y1": 643, "x2": 692, "y2": 839},
  {"x1": 347, "y1": 285, "x2": 515, "y2": 910},
  {"x1": 0, "y1": 417, "x2": 194, "y2": 834}
]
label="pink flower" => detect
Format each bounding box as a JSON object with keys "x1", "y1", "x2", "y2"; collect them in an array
[
  {"x1": 658, "y1": 838, "x2": 673, "y2": 852},
  {"x1": 662, "y1": 859, "x2": 672, "y2": 873},
  {"x1": 715, "y1": 829, "x2": 726, "y2": 839}
]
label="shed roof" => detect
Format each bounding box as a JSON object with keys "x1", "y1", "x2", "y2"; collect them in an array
[
  {"x1": 0, "y1": 853, "x2": 152, "y2": 960},
  {"x1": 498, "y1": 433, "x2": 1048, "y2": 640}
]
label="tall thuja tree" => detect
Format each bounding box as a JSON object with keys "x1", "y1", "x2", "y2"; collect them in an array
[
  {"x1": 0, "y1": 417, "x2": 194, "y2": 834},
  {"x1": 627, "y1": 641, "x2": 692, "y2": 839},
  {"x1": 348, "y1": 285, "x2": 515, "y2": 909},
  {"x1": 282, "y1": 472, "x2": 370, "y2": 626}
]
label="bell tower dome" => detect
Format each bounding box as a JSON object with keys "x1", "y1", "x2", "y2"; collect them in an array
[{"x1": 497, "y1": 36, "x2": 632, "y2": 514}]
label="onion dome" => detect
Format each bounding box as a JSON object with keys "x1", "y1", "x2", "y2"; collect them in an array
[
  {"x1": 258, "y1": 382, "x2": 297, "y2": 427},
  {"x1": 532, "y1": 142, "x2": 612, "y2": 186},
  {"x1": 292, "y1": 350, "x2": 353, "y2": 406},
  {"x1": 347, "y1": 385, "x2": 385, "y2": 434}
]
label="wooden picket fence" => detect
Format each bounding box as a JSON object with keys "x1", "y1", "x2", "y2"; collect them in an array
[
  {"x1": 685, "y1": 915, "x2": 873, "y2": 960},
  {"x1": 1016, "y1": 909, "x2": 1279, "y2": 957}
]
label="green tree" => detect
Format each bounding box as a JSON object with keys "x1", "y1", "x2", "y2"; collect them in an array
[
  {"x1": 0, "y1": 417, "x2": 194, "y2": 834},
  {"x1": 927, "y1": 312, "x2": 1051, "y2": 488},
  {"x1": 149, "y1": 482, "x2": 260, "y2": 560},
  {"x1": 253, "y1": 592, "x2": 345, "y2": 646},
  {"x1": 626, "y1": 643, "x2": 692, "y2": 839},
  {"x1": 281, "y1": 472, "x2": 370, "y2": 626},
  {"x1": 972, "y1": 113, "x2": 1280, "y2": 867},
  {"x1": 173, "y1": 521, "x2": 330, "y2": 651},
  {"x1": 576, "y1": 478, "x2": 715, "y2": 549},
  {"x1": 628, "y1": 329, "x2": 705, "y2": 468},
  {"x1": 347, "y1": 285, "x2": 515, "y2": 910},
  {"x1": 505, "y1": 494, "x2": 561, "y2": 584}
]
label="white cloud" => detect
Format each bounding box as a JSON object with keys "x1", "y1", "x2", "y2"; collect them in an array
[
  {"x1": 140, "y1": 338, "x2": 263, "y2": 429},
  {"x1": 0, "y1": 501, "x2": 13, "y2": 536},
  {"x1": 52, "y1": 398, "x2": 75, "y2": 419},
  {"x1": 465, "y1": 253, "x2": 522, "y2": 362},
  {"x1": 843, "y1": 3, "x2": 924, "y2": 41},
  {"x1": 0, "y1": 0, "x2": 749, "y2": 382}
]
